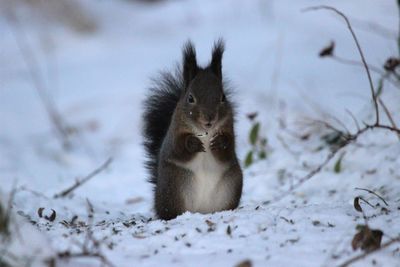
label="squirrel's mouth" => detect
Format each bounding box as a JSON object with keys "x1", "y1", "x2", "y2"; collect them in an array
[
  {"x1": 193, "y1": 125, "x2": 210, "y2": 138},
  {"x1": 193, "y1": 119, "x2": 218, "y2": 138},
  {"x1": 196, "y1": 131, "x2": 209, "y2": 138}
]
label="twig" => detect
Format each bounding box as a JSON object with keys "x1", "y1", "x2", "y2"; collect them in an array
[
  {"x1": 349, "y1": 16, "x2": 397, "y2": 41},
  {"x1": 270, "y1": 97, "x2": 400, "y2": 204},
  {"x1": 378, "y1": 98, "x2": 400, "y2": 141},
  {"x1": 5, "y1": 10, "x2": 72, "y2": 150},
  {"x1": 328, "y1": 114, "x2": 351, "y2": 135},
  {"x1": 54, "y1": 158, "x2": 113, "y2": 198},
  {"x1": 83, "y1": 198, "x2": 95, "y2": 254},
  {"x1": 338, "y1": 236, "x2": 400, "y2": 267},
  {"x1": 57, "y1": 251, "x2": 115, "y2": 267},
  {"x1": 330, "y1": 54, "x2": 399, "y2": 88},
  {"x1": 345, "y1": 109, "x2": 360, "y2": 132},
  {"x1": 308, "y1": 119, "x2": 345, "y2": 134},
  {"x1": 272, "y1": 146, "x2": 344, "y2": 203},
  {"x1": 372, "y1": 124, "x2": 400, "y2": 135},
  {"x1": 304, "y1": 5, "x2": 380, "y2": 124},
  {"x1": 331, "y1": 56, "x2": 399, "y2": 88},
  {"x1": 269, "y1": 6, "x2": 400, "y2": 204},
  {"x1": 51, "y1": 197, "x2": 115, "y2": 267},
  {"x1": 356, "y1": 196, "x2": 375, "y2": 209},
  {"x1": 355, "y1": 187, "x2": 389, "y2": 206},
  {"x1": 332, "y1": 56, "x2": 385, "y2": 76},
  {"x1": 277, "y1": 134, "x2": 300, "y2": 157}
]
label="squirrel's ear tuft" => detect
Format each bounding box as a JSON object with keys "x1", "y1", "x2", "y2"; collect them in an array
[
  {"x1": 210, "y1": 39, "x2": 225, "y2": 79},
  {"x1": 183, "y1": 41, "x2": 198, "y2": 88}
]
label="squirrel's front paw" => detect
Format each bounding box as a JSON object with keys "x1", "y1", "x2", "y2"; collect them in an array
[
  {"x1": 210, "y1": 133, "x2": 229, "y2": 151},
  {"x1": 185, "y1": 135, "x2": 205, "y2": 153}
]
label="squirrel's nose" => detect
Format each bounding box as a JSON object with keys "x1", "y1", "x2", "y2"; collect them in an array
[
  {"x1": 203, "y1": 114, "x2": 215, "y2": 128},
  {"x1": 205, "y1": 122, "x2": 212, "y2": 128}
]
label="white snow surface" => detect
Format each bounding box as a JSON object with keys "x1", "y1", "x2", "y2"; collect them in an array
[{"x1": 1, "y1": 0, "x2": 400, "y2": 266}]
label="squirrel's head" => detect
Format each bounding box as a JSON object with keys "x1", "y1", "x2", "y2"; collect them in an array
[{"x1": 179, "y1": 40, "x2": 231, "y2": 134}]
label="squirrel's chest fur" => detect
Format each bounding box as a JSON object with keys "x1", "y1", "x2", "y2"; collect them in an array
[{"x1": 183, "y1": 133, "x2": 229, "y2": 213}]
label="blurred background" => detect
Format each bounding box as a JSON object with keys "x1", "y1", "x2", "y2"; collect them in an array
[
  {"x1": 0, "y1": 1, "x2": 399, "y2": 266},
  {"x1": 0, "y1": 0, "x2": 398, "y2": 219}
]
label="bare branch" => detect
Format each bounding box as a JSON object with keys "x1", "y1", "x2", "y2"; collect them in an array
[
  {"x1": 56, "y1": 251, "x2": 115, "y2": 267},
  {"x1": 304, "y1": 5, "x2": 380, "y2": 124},
  {"x1": 378, "y1": 98, "x2": 400, "y2": 141},
  {"x1": 5, "y1": 9, "x2": 72, "y2": 149},
  {"x1": 330, "y1": 56, "x2": 400, "y2": 88},
  {"x1": 272, "y1": 146, "x2": 344, "y2": 203},
  {"x1": 308, "y1": 119, "x2": 344, "y2": 134},
  {"x1": 345, "y1": 109, "x2": 360, "y2": 132},
  {"x1": 371, "y1": 124, "x2": 400, "y2": 135},
  {"x1": 327, "y1": 114, "x2": 351, "y2": 135},
  {"x1": 54, "y1": 158, "x2": 113, "y2": 198},
  {"x1": 271, "y1": 120, "x2": 400, "y2": 203},
  {"x1": 332, "y1": 56, "x2": 385, "y2": 76},
  {"x1": 356, "y1": 196, "x2": 375, "y2": 210},
  {"x1": 269, "y1": 6, "x2": 400, "y2": 206}
]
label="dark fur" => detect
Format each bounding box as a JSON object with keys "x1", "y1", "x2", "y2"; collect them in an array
[
  {"x1": 143, "y1": 71, "x2": 183, "y2": 184},
  {"x1": 143, "y1": 40, "x2": 242, "y2": 220}
]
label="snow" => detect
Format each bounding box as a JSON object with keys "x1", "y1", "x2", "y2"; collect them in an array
[{"x1": 1, "y1": 0, "x2": 399, "y2": 266}]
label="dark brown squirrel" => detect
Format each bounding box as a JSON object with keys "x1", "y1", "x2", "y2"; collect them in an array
[{"x1": 143, "y1": 40, "x2": 243, "y2": 220}]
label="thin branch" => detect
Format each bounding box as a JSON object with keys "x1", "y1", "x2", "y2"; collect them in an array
[
  {"x1": 304, "y1": 5, "x2": 380, "y2": 124},
  {"x1": 357, "y1": 196, "x2": 375, "y2": 209},
  {"x1": 268, "y1": 5, "x2": 400, "y2": 204},
  {"x1": 277, "y1": 134, "x2": 301, "y2": 157},
  {"x1": 272, "y1": 146, "x2": 344, "y2": 203},
  {"x1": 54, "y1": 158, "x2": 113, "y2": 198},
  {"x1": 355, "y1": 187, "x2": 389, "y2": 206},
  {"x1": 332, "y1": 56, "x2": 385, "y2": 76},
  {"x1": 57, "y1": 252, "x2": 115, "y2": 267},
  {"x1": 371, "y1": 124, "x2": 400, "y2": 135},
  {"x1": 331, "y1": 56, "x2": 399, "y2": 88},
  {"x1": 310, "y1": 119, "x2": 345, "y2": 134},
  {"x1": 345, "y1": 109, "x2": 360, "y2": 132},
  {"x1": 327, "y1": 114, "x2": 351, "y2": 135},
  {"x1": 349, "y1": 16, "x2": 397, "y2": 41},
  {"x1": 378, "y1": 98, "x2": 400, "y2": 141},
  {"x1": 5, "y1": 11, "x2": 73, "y2": 150},
  {"x1": 338, "y1": 236, "x2": 400, "y2": 267},
  {"x1": 271, "y1": 120, "x2": 400, "y2": 203}
]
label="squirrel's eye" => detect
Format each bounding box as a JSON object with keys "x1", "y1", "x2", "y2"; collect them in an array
[
  {"x1": 187, "y1": 94, "x2": 195, "y2": 104},
  {"x1": 221, "y1": 93, "x2": 226, "y2": 103}
]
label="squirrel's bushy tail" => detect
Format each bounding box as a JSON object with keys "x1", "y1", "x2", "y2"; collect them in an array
[{"x1": 143, "y1": 70, "x2": 183, "y2": 184}]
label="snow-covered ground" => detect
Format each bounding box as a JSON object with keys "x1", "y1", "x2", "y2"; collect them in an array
[{"x1": 1, "y1": 0, "x2": 399, "y2": 266}]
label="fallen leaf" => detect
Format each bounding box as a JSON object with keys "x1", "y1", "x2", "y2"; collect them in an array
[
  {"x1": 384, "y1": 57, "x2": 400, "y2": 72},
  {"x1": 351, "y1": 225, "x2": 383, "y2": 252},
  {"x1": 44, "y1": 209, "x2": 56, "y2": 222}
]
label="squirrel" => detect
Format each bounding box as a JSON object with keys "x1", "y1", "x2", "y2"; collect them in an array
[{"x1": 142, "y1": 40, "x2": 243, "y2": 220}]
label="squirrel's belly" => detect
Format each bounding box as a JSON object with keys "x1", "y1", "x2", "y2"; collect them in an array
[{"x1": 184, "y1": 150, "x2": 229, "y2": 213}]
